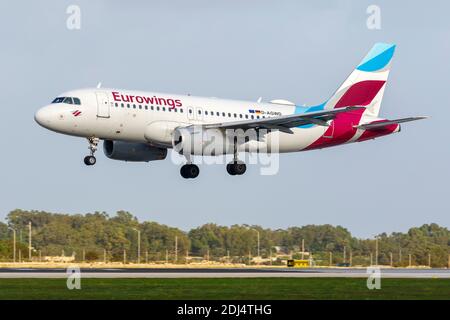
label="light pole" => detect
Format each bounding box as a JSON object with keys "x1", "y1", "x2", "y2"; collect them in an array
[
  {"x1": 248, "y1": 228, "x2": 260, "y2": 258},
  {"x1": 133, "y1": 228, "x2": 141, "y2": 264},
  {"x1": 301, "y1": 239, "x2": 305, "y2": 260},
  {"x1": 28, "y1": 221, "x2": 32, "y2": 261},
  {"x1": 343, "y1": 246, "x2": 346, "y2": 264},
  {"x1": 8, "y1": 227, "x2": 16, "y2": 263},
  {"x1": 175, "y1": 236, "x2": 178, "y2": 263},
  {"x1": 375, "y1": 236, "x2": 379, "y2": 266},
  {"x1": 256, "y1": 230, "x2": 260, "y2": 258}
]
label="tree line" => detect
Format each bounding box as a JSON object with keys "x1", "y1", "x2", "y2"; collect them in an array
[{"x1": 0, "y1": 209, "x2": 448, "y2": 267}]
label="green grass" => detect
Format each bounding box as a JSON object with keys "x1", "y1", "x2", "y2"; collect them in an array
[{"x1": 0, "y1": 278, "x2": 448, "y2": 300}]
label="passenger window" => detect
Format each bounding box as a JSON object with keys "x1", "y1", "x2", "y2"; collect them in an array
[
  {"x1": 189, "y1": 109, "x2": 193, "y2": 114},
  {"x1": 239, "y1": 114, "x2": 242, "y2": 118},
  {"x1": 222, "y1": 112, "x2": 225, "y2": 117},
  {"x1": 157, "y1": 106, "x2": 160, "y2": 111},
  {"x1": 251, "y1": 115, "x2": 254, "y2": 119},
  {"x1": 216, "y1": 112, "x2": 220, "y2": 116},
  {"x1": 180, "y1": 109, "x2": 184, "y2": 113},
  {"x1": 127, "y1": 104, "x2": 130, "y2": 108},
  {"x1": 174, "y1": 108, "x2": 177, "y2": 112},
  {"x1": 205, "y1": 111, "x2": 208, "y2": 115},
  {"x1": 133, "y1": 104, "x2": 136, "y2": 109},
  {"x1": 73, "y1": 97, "x2": 81, "y2": 105},
  {"x1": 139, "y1": 105, "x2": 142, "y2": 109},
  {"x1": 151, "y1": 106, "x2": 154, "y2": 110},
  {"x1": 145, "y1": 106, "x2": 148, "y2": 110},
  {"x1": 234, "y1": 113, "x2": 237, "y2": 118}
]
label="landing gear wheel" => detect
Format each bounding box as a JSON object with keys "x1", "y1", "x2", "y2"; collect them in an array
[
  {"x1": 226, "y1": 163, "x2": 236, "y2": 175},
  {"x1": 84, "y1": 137, "x2": 99, "y2": 166},
  {"x1": 84, "y1": 155, "x2": 96, "y2": 166},
  {"x1": 228, "y1": 138, "x2": 246, "y2": 176},
  {"x1": 227, "y1": 161, "x2": 246, "y2": 176},
  {"x1": 233, "y1": 162, "x2": 246, "y2": 175},
  {"x1": 180, "y1": 164, "x2": 200, "y2": 179}
]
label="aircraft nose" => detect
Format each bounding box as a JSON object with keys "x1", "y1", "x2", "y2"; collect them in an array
[{"x1": 34, "y1": 106, "x2": 52, "y2": 128}]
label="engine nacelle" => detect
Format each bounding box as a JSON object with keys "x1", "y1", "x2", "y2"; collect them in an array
[
  {"x1": 103, "y1": 140, "x2": 167, "y2": 162},
  {"x1": 144, "y1": 121, "x2": 189, "y2": 146}
]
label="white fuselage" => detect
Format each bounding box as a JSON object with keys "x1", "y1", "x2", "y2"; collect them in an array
[{"x1": 35, "y1": 88, "x2": 332, "y2": 153}]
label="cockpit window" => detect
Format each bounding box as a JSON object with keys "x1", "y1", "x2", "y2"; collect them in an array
[
  {"x1": 52, "y1": 97, "x2": 65, "y2": 103},
  {"x1": 63, "y1": 97, "x2": 73, "y2": 104},
  {"x1": 51, "y1": 97, "x2": 81, "y2": 105}
]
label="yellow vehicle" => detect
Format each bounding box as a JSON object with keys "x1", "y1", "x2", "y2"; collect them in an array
[{"x1": 287, "y1": 259, "x2": 310, "y2": 268}]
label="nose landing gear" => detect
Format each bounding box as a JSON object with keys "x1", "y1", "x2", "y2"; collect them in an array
[
  {"x1": 84, "y1": 137, "x2": 99, "y2": 166},
  {"x1": 84, "y1": 155, "x2": 96, "y2": 166}
]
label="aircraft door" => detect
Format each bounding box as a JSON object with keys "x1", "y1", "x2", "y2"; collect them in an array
[{"x1": 96, "y1": 92, "x2": 110, "y2": 118}]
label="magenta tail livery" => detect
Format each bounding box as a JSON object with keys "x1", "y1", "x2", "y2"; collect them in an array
[{"x1": 35, "y1": 43, "x2": 427, "y2": 178}]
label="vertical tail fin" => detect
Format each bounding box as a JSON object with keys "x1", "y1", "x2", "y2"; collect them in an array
[{"x1": 324, "y1": 43, "x2": 396, "y2": 118}]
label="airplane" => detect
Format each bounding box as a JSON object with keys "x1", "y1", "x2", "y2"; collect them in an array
[{"x1": 35, "y1": 43, "x2": 426, "y2": 179}]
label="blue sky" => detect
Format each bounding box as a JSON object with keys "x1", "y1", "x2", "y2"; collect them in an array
[{"x1": 0, "y1": 0, "x2": 448, "y2": 237}]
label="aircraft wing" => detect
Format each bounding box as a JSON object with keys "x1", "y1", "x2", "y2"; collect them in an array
[
  {"x1": 202, "y1": 106, "x2": 365, "y2": 134},
  {"x1": 356, "y1": 116, "x2": 428, "y2": 130}
]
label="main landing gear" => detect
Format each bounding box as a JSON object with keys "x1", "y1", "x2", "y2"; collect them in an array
[
  {"x1": 226, "y1": 139, "x2": 246, "y2": 176},
  {"x1": 180, "y1": 164, "x2": 200, "y2": 179},
  {"x1": 84, "y1": 137, "x2": 99, "y2": 166},
  {"x1": 180, "y1": 154, "x2": 199, "y2": 179},
  {"x1": 179, "y1": 143, "x2": 246, "y2": 179},
  {"x1": 226, "y1": 161, "x2": 246, "y2": 176}
]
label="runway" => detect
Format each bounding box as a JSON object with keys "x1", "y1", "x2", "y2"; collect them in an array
[{"x1": 0, "y1": 267, "x2": 448, "y2": 278}]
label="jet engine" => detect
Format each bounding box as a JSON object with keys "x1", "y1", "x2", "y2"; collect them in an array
[{"x1": 103, "y1": 140, "x2": 167, "y2": 162}]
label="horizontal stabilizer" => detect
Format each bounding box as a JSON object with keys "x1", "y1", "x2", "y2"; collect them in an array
[{"x1": 356, "y1": 116, "x2": 428, "y2": 130}]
